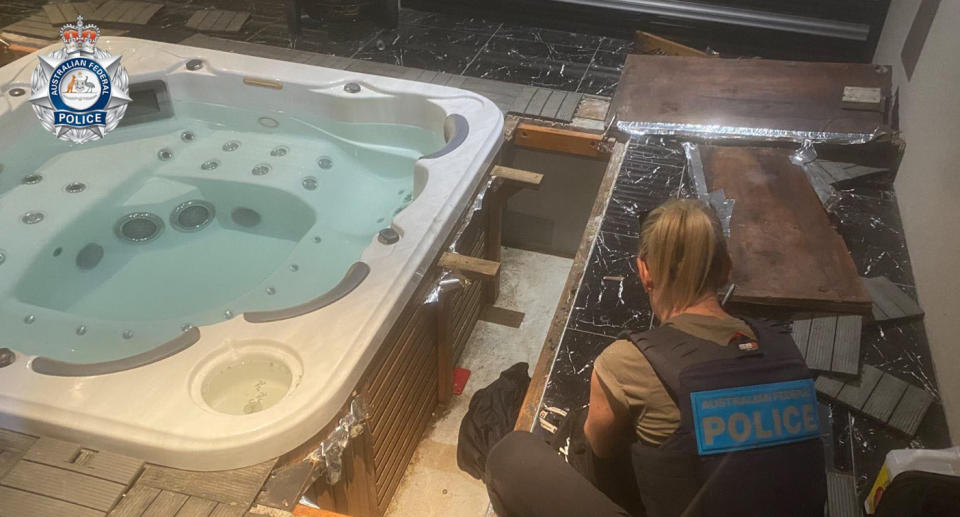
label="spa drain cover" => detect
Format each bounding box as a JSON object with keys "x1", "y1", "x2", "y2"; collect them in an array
[
  {"x1": 171, "y1": 200, "x2": 215, "y2": 232},
  {"x1": 115, "y1": 213, "x2": 163, "y2": 243}
]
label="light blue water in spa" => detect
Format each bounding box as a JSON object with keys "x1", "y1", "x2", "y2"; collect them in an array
[{"x1": 0, "y1": 100, "x2": 446, "y2": 364}]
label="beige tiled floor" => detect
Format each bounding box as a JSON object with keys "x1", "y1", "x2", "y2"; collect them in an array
[{"x1": 384, "y1": 247, "x2": 573, "y2": 517}]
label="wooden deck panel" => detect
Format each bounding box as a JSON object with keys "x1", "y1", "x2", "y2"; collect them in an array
[
  {"x1": 23, "y1": 437, "x2": 144, "y2": 485},
  {"x1": 0, "y1": 485, "x2": 106, "y2": 517},
  {"x1": 0, "y1": 429, "x2": 36, "y2": 479},
  {"x1": 1, "y1": 460, "x2": 127, "y2": 511},
  {"x1": 173, "y1": 496, "x2": 218, "y2": 517},
  {"x1": 700, "y1": 146, "x2": 873, "y2": 314},
  {"x1": 835, "y1": 363, "x2": 883, "y2": 409},
  {"x1": 108, "y1": 485, "x2": 161, "y2": 517},
  {"x1": 89, "y1": 1, "x2": 162, "y2": 25},
  {"x1": 611, "y1": 54, "x2": 891, "y2": 137},
  {"x1": 140, "y1": 490, "x2": 189, "y2": 517},
  {"x1": 818, "y1": 364, "x2": 935, "y2": 436},
  {"x1": 135, "y1": 460, "x2": 275, "y2": 508},
  {"x1": 863, "y1": 276, "x2": 924, "y2": 323},
  {"x1": 826, "y1": 472, "x2": 860, "y2": 517},
  {"x1": 792, "y1": 315, "x2": 861, "y2": 376},
  {"x1": 43, "y1": 2, "x2": 98, "y2": 24},
  {"x1": 887, "y1": 385, "x2": 936, "y2": 436}
]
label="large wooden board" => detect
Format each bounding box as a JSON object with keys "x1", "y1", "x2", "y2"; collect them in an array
[
  {"x1": 611, "y1": 54, "x2": 891, "y2": 138},
  {"x1": 701, "y1": 146, "x2": 872, "y2": 313}
]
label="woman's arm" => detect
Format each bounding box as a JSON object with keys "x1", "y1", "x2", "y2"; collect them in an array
[{"x1": 584, "y1": 369, "x2": 630, "y2": 458}]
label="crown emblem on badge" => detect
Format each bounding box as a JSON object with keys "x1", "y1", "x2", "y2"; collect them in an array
[{"x1": 59, "y1": 16, "x2": 100, "y2": 54}]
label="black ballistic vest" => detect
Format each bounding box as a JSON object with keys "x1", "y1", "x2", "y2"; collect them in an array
[{"x1": 625, "y1": 319, "x2": 826, "y2": 517}]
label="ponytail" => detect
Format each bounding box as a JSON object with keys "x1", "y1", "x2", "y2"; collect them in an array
[{"x1": 638, "y1": 199, "x2": 730, "y2": 315}]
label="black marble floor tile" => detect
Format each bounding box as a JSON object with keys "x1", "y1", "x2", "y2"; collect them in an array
[
  {"x1": 569, "y1": 232, "x2": 652, "y2": 337},
  {"x1": 592, "y1": 49, "x2": 627, "y2": 71},
  {"x1": 598, "y1": 36, "x2": 632, "y2": 55},
  {"x1": 601, "y1": 139, "x2": 689, "y2": 236},
  {"x1": 578, "y1": 66, "x2": 620, "y2": 96},
  {"x1": 483, "y1": 35, "x2": 596, "y2": 65},
  {"x1": 462, "y1": 53, "x2": 588, "y2": 92},
  {"x1": 353, "y1": 26, "x2": 488, "y2": 73},
  {"x1": 496, "y1": 23, "x2": 604, "y2": 49},
  {"x1": 399, "y1": 9, "x2": 501, "y2": 34},
  {"x1": 538, "y1": 328, "x2": 614, "y2": 416},
  {"x1": 829, "y1": 187, "x2": 915, "y2": 287}
]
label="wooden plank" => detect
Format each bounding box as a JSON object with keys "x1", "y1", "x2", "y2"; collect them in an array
[
  {"x1": 176, "y1": 496, "x2": 219, "y2": 517},
  {"x1": 835, "y1": 365, "x2": 883, "y2": 410},
  {"x1": 515, "y1": 142, "x2": 626, "y2": 431},
  {"x1": 142, "y1": 490, "x2": 190, "y2": 517},
  {"x1": 136, "y1": 460, "x2": 275, "y2": 507},
  {"x1": 814, "y1": 375, "x2": 846, "y2": 400},
  {"x1": 826, "y1": 472, "x2": 860, "y2": 517},
  {"x1": 0, "y1": 428, "x2": 36, "y2": 478},
  {"x1": 556, "y1": 92, "x2": 583, "y2": 122},
  {"x1": 887, "y1": 385, "x2": 935, "y2": 436},
  {"x1": 611, "y1": 55, "x2": 890, "y2": 138},
  {"x1": 108, "y1": 484, "x2": 161, "y2": 517},
  {"x1": 831, "y1": 315, "x2": 862, "y2": 376},
  {"x1": 3, "y1": 14, "x2": 62, "y2": 39},
  {"x1": 116, "y1": 1, "x2": 142, "y2": 24},
  {"x1": 863, "y1": 276, "x2": 904, "y2": 320},
  {"x1": 224, "y1": 12, "x2": 250, "y2": 33},
  {"x1": 491, "y1": 165, "x2": 543, "y2": 189},
  {"x1": 438, "y1": 252, "x2": 500, "y2": 279},
  {"x1": 23, "y1": 437, "x2": 144, "y2": 485},
  {"x1": 514, "y1": 123, "x2": 609, "y2": 159},
  {"x1": 805, "y1": 316, "x2": 836, "y2": 372},
  {"x1": 88, "y1": 1, "x2": 160, "y2": 25},
  {"x1": 861, "y1": 373, "x2": 909, "y2": 423},
  {"x1": 790, "y1": 318, "x2": 813, "y2": 358},
  {"x1": 211, "y1": 12, "x2": 236, "y2": 33},
  {"x1": 0, "y1": 485, "x2": 105, "y2": 517},
  {"x1": 479, "y1": 305, "x2": 525, "y2": 328},
  {"x1": 634, "y1": 31, "x2": 708, "y2": 57},
  {"x1": 0, "y1": 428, "x2": 36, "y2": 452},
  {"x1": 863, "y1": 276, "x2": 924, "y2": 323},
  {"x1": 524, "y1": 88, "x2": 552, "y2": 117},
  {"x1": 186, "y1": 11, "x2": 211, "y2": 30},
  {"x1": 209, "y1": 503, "x2": 246, "y2": 517},
  {"x1": 701, "y1": 146, "x2": 873, "y2": 314},
  {"x1": 199, "y1": 11, "x2": 224, "y2": 31},
  {"x1": 1, "y1": 460, "x2": 126, "y2": 511},
  {"x1": 539, "y1": 90, "x2": 566, "y2": 119}
]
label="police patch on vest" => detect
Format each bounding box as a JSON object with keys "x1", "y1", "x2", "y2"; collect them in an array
[{"x1": 690, "y1": 379, "x2": 819, "y2": 455}]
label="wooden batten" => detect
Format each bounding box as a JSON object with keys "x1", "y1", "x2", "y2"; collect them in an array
[
  {"x1": 634, "y1": 31, "x2": 710, "y2": 57},
  {"x1": 513, "y1": 123, "x2": 611, "y2": 159}
]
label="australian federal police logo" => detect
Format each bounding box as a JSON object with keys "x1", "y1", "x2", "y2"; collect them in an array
[{"x1": 29, "y1": 16, "x2": 130, "y2": 144}]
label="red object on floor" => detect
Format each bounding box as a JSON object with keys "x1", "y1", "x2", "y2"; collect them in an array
[{"x1": 452, "y1": 367, "x2": 471, "y2": 395}]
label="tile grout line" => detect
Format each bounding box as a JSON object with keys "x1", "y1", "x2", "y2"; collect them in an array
[
  {"x1": 460, "y1": 23, "x2": 502, "y2": 76},
  {"x1": 574, "y1": 38, "x2": 604, "y2": 93}
]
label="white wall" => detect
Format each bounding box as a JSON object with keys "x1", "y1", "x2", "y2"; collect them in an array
[{"x1": 874, "y1": 0, "x2": 960, "y2": 442}]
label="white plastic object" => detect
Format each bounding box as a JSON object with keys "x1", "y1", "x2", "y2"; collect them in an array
[{"x1": 865, "y1": 446, "x2": 960, "y2": 514}]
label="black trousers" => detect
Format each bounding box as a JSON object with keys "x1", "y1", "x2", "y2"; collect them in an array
[{"x1": 484, "y1": 431, "x2": 633, "y2": 517}]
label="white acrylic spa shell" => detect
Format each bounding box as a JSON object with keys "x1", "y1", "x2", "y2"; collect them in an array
[{"x1": 0, "y1": 38, "x2": 503, "y2": 470}]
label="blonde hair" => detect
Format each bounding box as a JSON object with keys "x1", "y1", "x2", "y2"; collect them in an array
[{"x1": 638, "y1": 199, "x2": 730, "y2": 315}]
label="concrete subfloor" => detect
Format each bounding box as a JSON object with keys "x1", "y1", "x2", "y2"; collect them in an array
[{"x1": 384, "y1": 246, "x2": 573, "y2": 517}]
